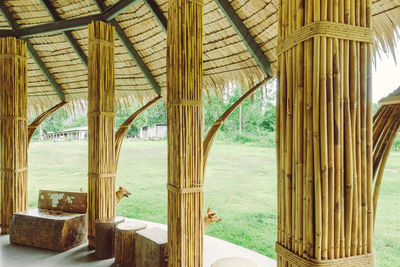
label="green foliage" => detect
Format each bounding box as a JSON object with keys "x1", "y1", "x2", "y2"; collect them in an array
[
  {"x1": 204, "y1": 79, "x2": 277, "y2": 144},
  {"x1": 31, "y1": 80, "x2": 277, "y2": 144}
]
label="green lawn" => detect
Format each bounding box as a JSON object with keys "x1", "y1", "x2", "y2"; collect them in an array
[{"x1": 27, "y1": 140, "x2": 399, "y2": 266}]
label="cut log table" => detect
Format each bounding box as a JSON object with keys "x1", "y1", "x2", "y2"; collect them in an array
[
  {"x1": 10, "y1": 190, "x2": 88, "y2": 252},
  {"x1": 95, "y1": 216, "x2": 125, "y2": 259},
  {"x1": 10, "y1": 208, "x2": 87, "y2": 251},
  {"x1": 135, "y1": 227, "x2": 168, "y2": 267},
  {"x1": 114, "y1": 221, "x2": 147, "y2": 267}
]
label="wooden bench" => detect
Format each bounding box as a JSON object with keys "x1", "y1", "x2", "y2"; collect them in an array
[{"x1": 10, "y1": 190, "x2": 88, "y2": 252}]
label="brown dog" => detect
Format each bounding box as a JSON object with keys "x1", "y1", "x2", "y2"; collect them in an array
[
  {"x1": 115, "y1": 186, "x2": 132, "y2": 207},
  {"x1": 80, "y1": 186, "x2": 132, "y2": 208},
  {"x1": 204, "y1": 208, "x2": 222, "y2": 231}
]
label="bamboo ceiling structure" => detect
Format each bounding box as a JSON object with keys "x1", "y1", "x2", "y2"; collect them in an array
[
  {"x1": 0, "y1": 0, "x2": 397, "y2": 114},
  {"x1": 0, "y1": 0, "x2": 400, "y2": 266}
]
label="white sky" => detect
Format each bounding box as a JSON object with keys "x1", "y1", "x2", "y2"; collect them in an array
[{"x1": 373, "y1": 48, "x2": 400, "y2": 103}]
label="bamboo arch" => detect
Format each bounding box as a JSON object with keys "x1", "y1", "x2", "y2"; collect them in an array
[
  {"x1": 114, "y1": 96, "x2": 162, "y2": 171},
  {"x1": 27, "y1": 102, "x2": 68, "y2": 144},
  {"x1": 372, "y1": 100, "x2": 400, "y2": 224},
  {"x1": 203, "y1": 76, "x2": 272, "y2": 173}
]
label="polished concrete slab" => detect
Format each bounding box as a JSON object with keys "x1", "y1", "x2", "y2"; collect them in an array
[{"x1": 0, "y1": 219, "x2": 276, "y2": 267}]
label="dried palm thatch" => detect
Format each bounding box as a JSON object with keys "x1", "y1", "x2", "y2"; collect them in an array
[{"x1": 0, "y1": 0, "x2": 398, "y2": 115}]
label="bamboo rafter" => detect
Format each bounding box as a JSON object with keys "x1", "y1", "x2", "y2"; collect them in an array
[
  {"x1": 203, "y1": 76, "x2": 272, "y2": 173},
  {"x1": 28, "y1": 101, "x2": 67, "y2": 144},
  {"x1": 114, "y1": 96, "x2": 162, "y2": 170}
]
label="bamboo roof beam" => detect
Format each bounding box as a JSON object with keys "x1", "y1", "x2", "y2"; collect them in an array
[
  {"x1": 144, "y1": 0, "x2": 167, "y2": 33},
  {"x1": 0, "y1": 0, "x2": 139, "y2": 39},
  {"x1": 214, "y1": 0, "x2": 271, "y2": 76},
  {"x1": 40, "y1": 0, "x2": 88, "y2": 67},
  {"x1": 93, "y1": 0, "x2": 162, "y2": 96},
  {"x1": 0, "y1": 2, "x2": 66, "y2": 101}
]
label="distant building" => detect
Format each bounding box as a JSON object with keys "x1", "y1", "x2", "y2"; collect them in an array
[
  {"x1": 139, "y1": 124, "x2": 167, "y2": 140},
  {"x1": 44, "y1": 126, "x2": 88, "y2": 140}
]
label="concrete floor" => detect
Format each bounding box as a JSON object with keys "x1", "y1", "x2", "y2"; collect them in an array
[{"x1": 0, "y1": 219, "x2": 276, "y2": 267}]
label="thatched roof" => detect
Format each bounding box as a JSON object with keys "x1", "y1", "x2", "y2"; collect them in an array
[
  {"x1": 0, "y1": 0, "x2": 399, "y2": 113},
  {"x1": 379, "y1": 86, "x2": 400, "y2": 106}
]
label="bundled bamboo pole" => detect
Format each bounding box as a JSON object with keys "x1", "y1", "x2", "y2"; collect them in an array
[
  {"x1": 167, "y1": 0, "x2": 204, "y2": 266},
  {"x1": 276, "y1": 0, "x2": 375, "y2": 265},
  {"x1": 87, "y1": 21, "x2": 115, "y2": 248},
  {"x1": 0, "y1": 37, "x2": 28, "y2": 234},
  {"x1": 27, "y1": 101, "x2": 67, "y2": 144}
]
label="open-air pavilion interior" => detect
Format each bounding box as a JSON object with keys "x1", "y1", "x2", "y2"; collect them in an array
[{"x1": 0, "y1": 0, "x2": 400, "y2": 266}]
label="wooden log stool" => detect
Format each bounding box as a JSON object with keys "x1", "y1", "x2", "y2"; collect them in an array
[
  {"x1": 135, "y1": 227, "x2": 168, "y2": 267},
  {"x1": 95, "y1": 216, "x2": 125, "y2": 259},
  {"x1": 211, "y1": 257, "x2": 257, "y2": 267},
  {"x1": 114, "y1": 221, "x2": 147, "y2": 267}
]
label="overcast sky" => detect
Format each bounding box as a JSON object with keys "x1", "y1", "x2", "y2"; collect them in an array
[{"x1": 373, "y1": 47, "x2": 400, "y2": 103}]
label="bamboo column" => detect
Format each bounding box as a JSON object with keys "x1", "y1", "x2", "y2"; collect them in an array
[
  {"x1": 167, "y1": 0, "x2": 204, "y2": 266},
  {"x1": 0, "y1": 37, "x2": 28, "y2": 234},
  {"x1": 276, "y1": 0, "x2": 375, "y2": 266},
  {"x1": 87, "y1": 21, "x2": 115, "y2": 248}
]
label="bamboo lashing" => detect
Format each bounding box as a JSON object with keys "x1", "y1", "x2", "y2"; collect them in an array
[
  {"x1": 87, "y1": 21, "x2": 115, "y2": 248},
  {"x1": 0, "y1": 37, "x2": 28, "y2": 234},
  {"x1": 27, "y1": 101, "x2": 68, "y2": 144},
  {"x1": 276, "y1": 0, "x2": 375, "y2": 266},
  {"x1": 114, "y1": 96, "x2": 162, "y2": 170},
  {"x1": 203, "y1": 76, "x2": 273, "y2": 173},
  {"x1": 167, "y1": 0, "x2": 204, "y2": 265}
]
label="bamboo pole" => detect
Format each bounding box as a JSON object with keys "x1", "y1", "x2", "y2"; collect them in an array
[
  {"x1": 167, "y1": 0, "x2": 204, "y2": 266},
  {"x1": 87, "y1": 21, "x2": 115, "y2": 248},
  {"x1": 0, "y1": 37, "x2": 28, "y2": 234},
  {"x1": 27, "y1": 101, "x2": 67, "y2": 144}
]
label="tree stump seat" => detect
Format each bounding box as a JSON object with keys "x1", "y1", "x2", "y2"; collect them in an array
[
  {"x1": 95, "y1": 216, "x2": 125, "y2": 259},
  {"x1": 114, "y1": 221, "x2": 147, "y2": 267},
  {"x1": 10, "y1": 190, "x2": 88, "y2": 252},
  {"x1": 135, "y1": 227, "x2": 168, "y2": 267}
]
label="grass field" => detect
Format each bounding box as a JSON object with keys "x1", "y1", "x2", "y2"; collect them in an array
[{"x1": 27, "y1": 140, "x2": 399, "y2": 266}]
